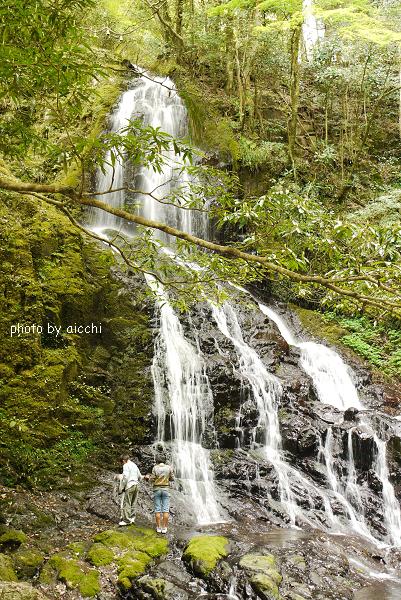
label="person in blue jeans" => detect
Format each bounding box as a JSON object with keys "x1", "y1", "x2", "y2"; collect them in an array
[{"x1": 146, "y1": 454, "x2": 174, "y2": 534}]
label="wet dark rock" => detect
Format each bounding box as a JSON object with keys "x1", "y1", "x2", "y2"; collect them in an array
[
  {"x1": 344, "y1": 407, "x2": 359, "y2": 422},
  {"x1": 349, "y1": 428, "x2": 376, "y2": 472}
]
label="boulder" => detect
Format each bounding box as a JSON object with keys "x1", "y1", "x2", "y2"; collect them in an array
[
  {"x1": 182, "y1": 535, "x2": 229, "y2": 577},
  {"x1": 0, "y1": 528, "x2": 27, "y2": 550},
  {"x1": 239, "y1": 553, "x2": 282, "y2": 600},
  {"x1": 0, "y1": 553, "x2": 18, "y2": 582},
  {"x1": 12, "y1": 548, "x2": 45, "y2": 579},
  {"x1": 0, "y1": 582, "x2": 49, "y2": 599}
]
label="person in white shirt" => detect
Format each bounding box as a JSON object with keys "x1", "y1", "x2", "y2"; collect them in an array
[{"x1": 118, "y1": 454, "x2": 143, "y2": 526}]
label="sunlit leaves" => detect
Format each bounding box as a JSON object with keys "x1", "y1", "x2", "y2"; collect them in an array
[{"x1": 0, "y1": 0, "x2": 100, "y2": 156}]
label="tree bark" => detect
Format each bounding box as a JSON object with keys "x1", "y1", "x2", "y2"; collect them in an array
[
  {"x1": 288, "y1": 24, "x2": 302, "y2": 180},
  {"x1": 0, "y1": 175, "x2": 399, "y2": 313}
]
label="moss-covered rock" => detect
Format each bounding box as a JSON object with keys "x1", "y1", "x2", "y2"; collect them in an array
[
  {"x1": 13, "y1": 548, "x2": 44, "y2": 579},
  {"x1": 0, "y1": 528, "x2": 27, "y2": 550},
  {"x1": 117, "y1": 550, "x2": 152, "y2": 589},
  {"x1": 182, "y1": 535, "x2": 229, "y2": 577},
  {"x1": 93, "y1": 525, "x2": 168, "y2": 558},
  {"x1": 67, "y1": 541, "x2": 87, "y2": 558},
  {"x1": 250, "y1": 572, "x2": 282, "y2": 600},
  {"x1": 138, "y1": 575, "x2": 175, "y2": 599},
  {"x1": 87, "y1": 542, "x2": 114, "y2": 566},
  {"x1": 0, "y1": 553, "x2": 18, "y2": 581},
  {"x1": 91, "y1": 526, "x2": 168, "y2": 589},
  {"x1": 239, "y1": 553, "x2": 282, "y2": 600},
  {"x1": 49, "y1": 554, "x2": 100, "y2": 597},
  {"x1": 0, "y1": 581, "x2": 49, "y2": 599},
  {"x1": 239, "y1": 553, "x2": 278, "y2": 574},
  {"x1": 0, "y1": 191, "x2": 154, "y2": 488},
  {"x1": 38, "y1": 562, "x2": 57, "y2": 585}
]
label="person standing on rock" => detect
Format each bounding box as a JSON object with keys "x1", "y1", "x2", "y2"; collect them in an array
[
  {"x1": 118, "y1": 454, "x2": 143, "y2": 526},
  {"x1": 146, "y1": 453, "x2": 174, "y2": 534}
]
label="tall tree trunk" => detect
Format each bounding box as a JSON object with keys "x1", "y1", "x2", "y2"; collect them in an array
[
  {"x1": 233, "y1": 27, "x2": 244, "y2": 126},
  {"x1": 176, "y1": 0, "x2": 183, "y2": 37},
  {"x1": 225, "y1": 18, "x2": 234, "y2": 94},
  {"x1": 288, "y1": 25, "x2": 302, "y2": 179}
]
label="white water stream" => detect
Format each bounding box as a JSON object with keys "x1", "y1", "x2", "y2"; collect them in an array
[
  {"x1": 90, "y1": 72, "x2": 219, "y2": 524},
  {"x1": 89, "y1": 69, "x2": 401, "y2": 544},
  {"x1": 147, "y1": 275, "x2": 221, "y2": 524},
  {"x1": 259, "y1": 304, "x2": 401, "y2": 546}
]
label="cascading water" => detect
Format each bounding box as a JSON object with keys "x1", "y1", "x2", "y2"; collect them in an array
[
  {"x1": 89, "y1": 68, "x2": 401, "y2": 545},
  {"x1": 302, "y1": 0, "x2": 325, "y2": 60},
  {"x1": 259, "y1": 305, "x2": 361, "y2": 411},
  {"x1": 90, "y1": 87, "x2": 140, "y2": 232},
  {"x1": 147, "y1": 276, "x2": 221, "y2": 524},
  {"x1": 89, "y1": 71, "x2": 207, "y2": 239},
  {"x1": 258, "y1": 303, "x2": 401, "y2": 546},
  {"x1": 89, "y1": 70, "x2": 220, "y2": 524},
  {"x1": 210, "y1": 301, "x2": 298, "y2": 524},
  {"x1": 373, "y1": 429, "x2": 401, "y2": 545}
]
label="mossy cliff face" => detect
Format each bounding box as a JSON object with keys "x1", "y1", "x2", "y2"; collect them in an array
[{"x1": 0, "y1": 191, "x2": 154, "y2": 487}]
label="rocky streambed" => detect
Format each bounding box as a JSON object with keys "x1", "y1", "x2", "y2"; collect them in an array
[
  {"x1": 2, "y1": 286, "x2": 401, "y2": 600},
  {"x1": 2, "y1": 473, "x2": 401, "y2": 600}
]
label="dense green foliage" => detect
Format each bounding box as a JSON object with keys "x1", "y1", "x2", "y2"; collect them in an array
[{"x1": 0, "y1": 0, "x2": 401, "y2": 488}]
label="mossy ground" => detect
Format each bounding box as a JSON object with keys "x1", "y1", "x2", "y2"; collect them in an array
[
  {"x1": 0, "y1": 553, "x2": 18, "y2": 582},
  {"x1": 182, "y1": 535, "x2": 229, "y2": 577},
  {"x1": 49, "y1": 554, "x2": 101, "y2": 597},
  {"x1": 92, "y1": 526, "x2": 168, "y2": 589}
]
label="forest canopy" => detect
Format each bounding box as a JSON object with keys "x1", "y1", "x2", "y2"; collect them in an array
[{"x1": 0, "y1": 0, "x2": 401, "y2": 318}]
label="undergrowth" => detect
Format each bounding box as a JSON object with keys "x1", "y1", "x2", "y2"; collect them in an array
[{"x1": 324, "y1": 312, "x2": 401, "y2": 378}]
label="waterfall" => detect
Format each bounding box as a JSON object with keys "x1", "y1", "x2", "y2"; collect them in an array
[
  {"x1": 373, "y1": 431, "x2": 401, "y2": 545},
  {"x1": 302, "y1": 0, "x2": 325, "y2": 60},
  {"x1": 89, "y1": 72, "x2": 207, "y2": 239},
  {"x1": 90, "y1": 87, "x2": 140, "y2": 232},
  {"x1": 89, "y1": 69, "x2": 401, "y2": 544},
  {"x1": 89, "y1": 70, "x2": 219, "y2": 524},
  {"x1": 258, "y1": 304, "x2": 361, "y2": 411},
  {"x1": 147, "y1": 276, "x2": 221, "y2": 524},
  {"x1": 259, "y1": 303, "x2": 401, "y2": 546},
  {"x1": 210, "y1": 301, "x2": 298, "y2": 524}
]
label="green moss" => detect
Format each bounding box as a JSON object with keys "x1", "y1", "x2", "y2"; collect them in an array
[
  {"x1": 117, "y1": 550, "x2": 152, "y2": 589},
  {"x1": 0, "y1": 189, "x2": 154, "y2": 487},
  {"x1": 90, "y1": 526, "x2": 168, "y2": 589},
  {"x1": 0, "y1": 581, "x2": 49, "y2": 599},
  {"x1": 0, "y1": 529, "x2": 27, "y2": 550},
  {"x1": 0, "y1": 553, "x2": 18, "y2": 581},
  {"x1": 38, "y1": 562, "x2": 57, "y2": 585},
  {"x1": 93, "y1": 525, "x2": 168, "y2": 557},
  {"x1": 13, "y1": 548, "x2": 44, "y2": 579},
  {"x1": 67, "y1": 541, "x2": 87, "y2": 558},
  {"x1": 87, "y1": 543, "x2": 114, "y2": 566},
  {"x1": 93, "y1": 529, "x2": 135, "y2": 550},
  {"x1": 239, "y1": 554, "x2": 278, "y2": 573},
  {"x1": 292, "y1": 306, "x2": 347, "y2": 347},
  {"x1": 182, "y1": 535, "x2": 229, "y2": 577},
  {"x1": 49, "y1": 554, "x2": 100, "y2": 597},
  {"x1": 239, "y1": 553, "x2": 282, "y2": 600},
  {"x1": 250, "y1": 572, "x2": 282, "y2": 600}
]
